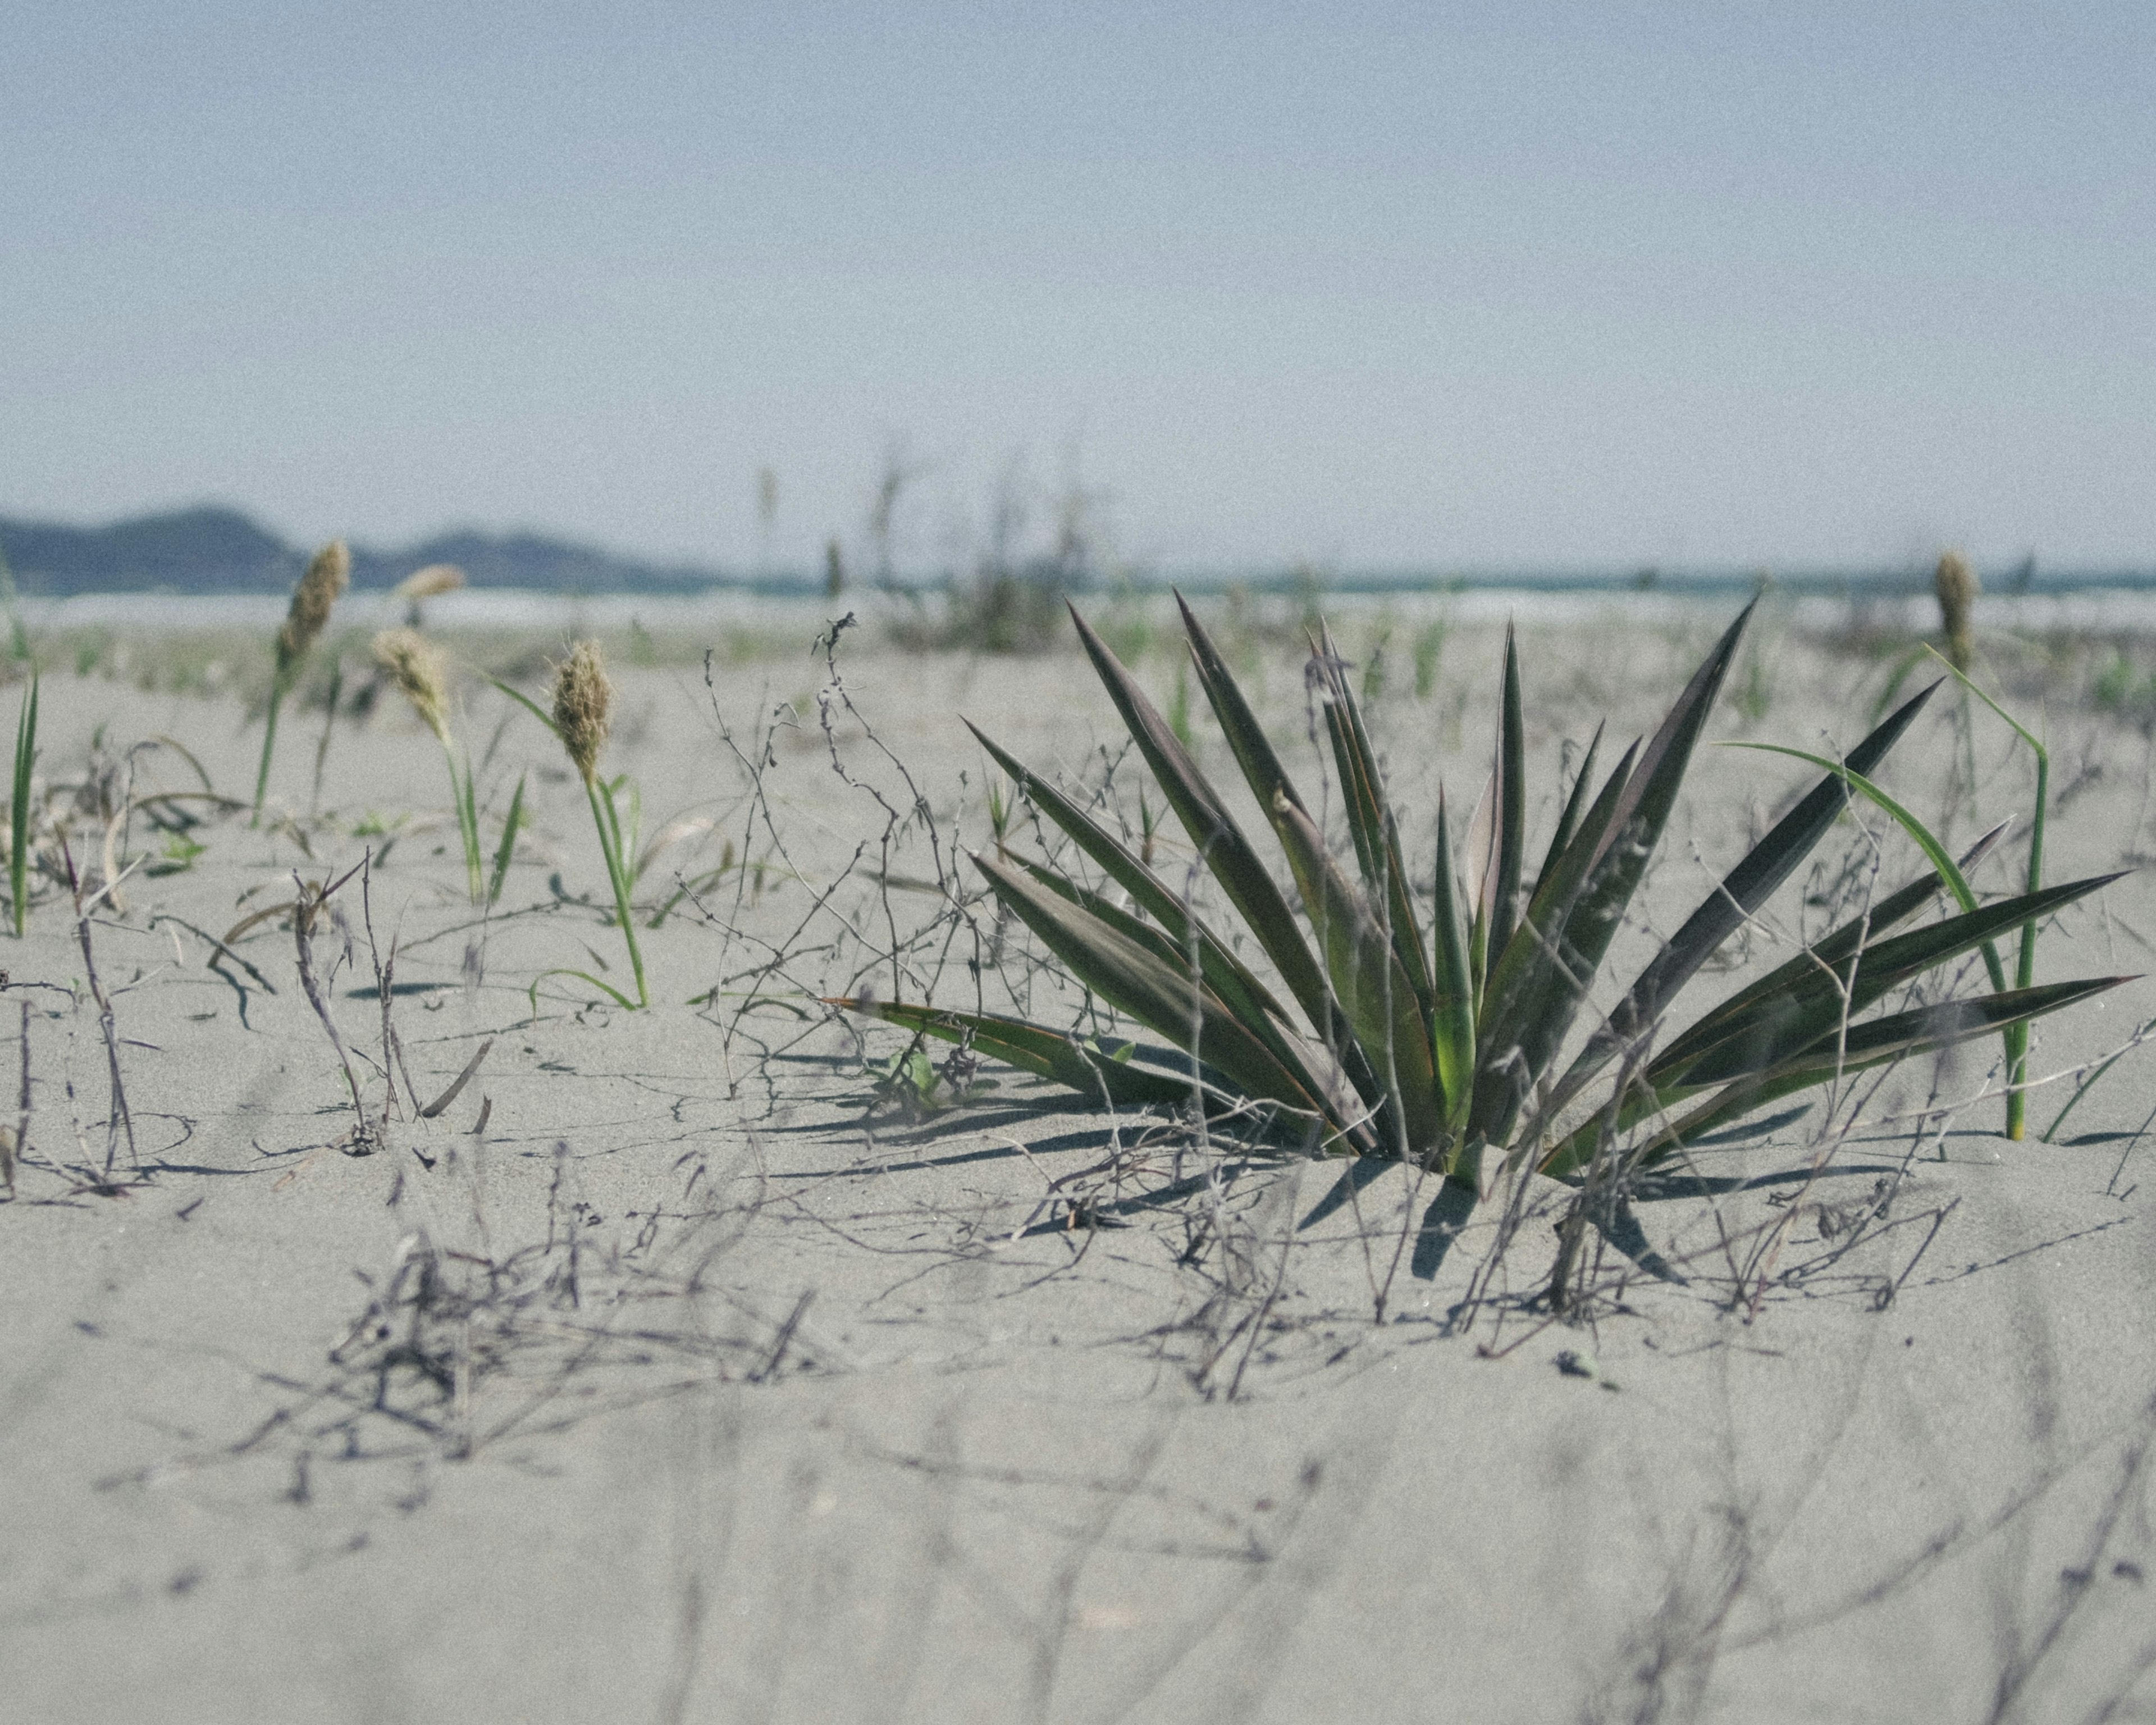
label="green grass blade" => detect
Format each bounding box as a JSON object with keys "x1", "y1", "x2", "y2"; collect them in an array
[
  {"x1": 486, "y1": 673, "x2": 561, "y2": 737},
  {"x1": 1067, "y1": 604, "x2": 1336, "y2": 1036},
  {"x1": 1725, "y1": 743, "x2": 2008, "y2": 998},
  {"x1": 1657, "y1": 873, "x2": 2123, "y2": 1090},
  {"x1": 973, "y1": 849, "x2": 1343, "y2": 1131},
  {"x1": 1467, "y1": 738, "x2": 1638, "y2": 1140},
  {"x1": 1487, "y1": 627, "x2": 1527, "y2": 971},
  {"x1": 1552, "y1": 679, "x2": 1940, "y2": 1108},
  {"x1": 487, "y1": 770, "x2": 527, "y2": 909},
  {"x1": 450, "y1": 744, "x2": 484, "y2": 903},
  {"x1": 1925, "y1": 647, "x2": 2052, "y2": 1138},
  {"x1": 1313, "y1": 622, "x2": 1435, "y2": 1021},
  {"x1": 1549, "y1": 975, "x2": 2134, "y2": 1175},
  {"x1": 1430, "y1": 790, "x2": 1476, "y2": 1129},
  {"x1": 830, "y1": 996, "x2": 1212, "y2": 1109},
  {"x1": 250, "y1": 678, "x2": 284, "y2": 826},
  {"x1": 587, "y1": 776, "x2": 648, "y2": 1008},
  {"x1": 1013, "y1": 857, "x2": 1346, "y2": 1114},
  {"x1": 966, "y1": 720, "x2": 1294, "y2": 1029},
  {"x1": 1177, "y1": 593, "x2": 1312, "y2": 820},
  {"x1": 528, "y1": 966, "x2": 639, "y2": 1013},
  {"x1": 1472, "y1": 603, "x2": 1755, "y2": 1147},
  {"x1": 1532, "y1": 724, "x2": 1604, "y2": 901},
  {"x1": 10, "y1": 674, "x2": 35, "y2": 938}
]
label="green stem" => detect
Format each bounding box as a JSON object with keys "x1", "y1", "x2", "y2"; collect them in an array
[
  {"x1": 1920, "y1": 650, "x2": 2049, "y2": 1141},
  {"x1": 251, "y1": 678, "x2": 287, "y2": 827},
  {"x1": 10, "y1": 675, "x2": 36, "y2": 937},
  {"x1": 2004, "y1": 746, "x2": 2048, "y2": 1139},
  {"x1": 443, "y1": 738, "x2": 484, "y2": 904},
  {"x1": 587, "y1": 775, "x2": 647, "y2": 1007}
]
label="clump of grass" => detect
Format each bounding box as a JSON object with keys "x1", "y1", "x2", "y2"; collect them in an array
[
  {"x1": 373, "y1": 627, "x2": 489, "y2": 906},
  {"x1": 532, "y1": 640, "x2": 647, "y2": 1009},
  {"x1": 835, "y1": 597, "x2": 2126, "y2": 1197},
  {"x1": 253, "y1": 540, "x2": 349, "y2": 823}
]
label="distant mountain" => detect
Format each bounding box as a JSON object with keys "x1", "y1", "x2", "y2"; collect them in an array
[{"x1": 0, "y1": 505, "x2": 747, "y2": 596}]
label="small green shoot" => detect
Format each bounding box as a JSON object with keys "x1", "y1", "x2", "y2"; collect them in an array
[
  {"x1": 10, "y1": 673, "x2": 36, "y2": 937},
  {"x1": 149, "y1": 831, "x2": 209, "y2": 877},
  {"x1": 487, "y1": 772, "x2": 527, "y2": 909}
]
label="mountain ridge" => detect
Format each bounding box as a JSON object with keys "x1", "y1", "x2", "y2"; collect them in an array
[{"x1": 0, "y1": 505, "x2": 748, "y2": 596}]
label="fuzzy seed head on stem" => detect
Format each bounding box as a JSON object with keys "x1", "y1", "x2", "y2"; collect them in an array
[
  {"x1": 552, "y1": 640, "x2": 613, "y2": 784},
  {"x1": 1935, "y1": 550, "x2": 1979, "y2": 672},
  {"x1": 392, "y1": 563, "x2": 465, "y2": 603},
  {"x1": 373, "y1": 627, "x2": 453, "y2": 745},
  {"x1": 276, "y1": 540, "x2": 349, "y2": 680}
]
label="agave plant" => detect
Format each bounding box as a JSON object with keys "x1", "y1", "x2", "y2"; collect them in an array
[{"x1": 837, "y1": 599, "x2": 2126, "y2": 1190}]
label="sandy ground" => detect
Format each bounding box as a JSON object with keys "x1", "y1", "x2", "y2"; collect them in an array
[{"x1": 2, "y1": 604, "x2": 2154, "y2": 1724}]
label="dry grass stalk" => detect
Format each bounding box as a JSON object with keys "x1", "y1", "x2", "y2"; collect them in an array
[
  {"x1": 276, "y1": 541, "x2": 350, "y2": 681},
  {"x1": 373, "y1": 627, "x2": 453, "y2": 745},
  {"x1": 552, "y1": 640, "x2": 613, "y2": 784},
  {"x1": 1935, "y1": 550, "x2": 1979, "y2": 672},
  {"x1": 255, "y1": 539, "x2": 350, "y2": 822},
  {"x1": 392, "y1": 563, "x2": 466, "y2": 603}
]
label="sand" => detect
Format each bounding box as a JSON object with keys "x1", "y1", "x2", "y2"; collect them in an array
[{"x1": 1, "y1": 604, "x2": 2153, "y2": 1723}]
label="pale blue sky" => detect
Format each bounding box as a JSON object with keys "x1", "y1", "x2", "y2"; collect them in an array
[{"x1": 4, "y1": 2, "x2": 2151, "y2": 573}]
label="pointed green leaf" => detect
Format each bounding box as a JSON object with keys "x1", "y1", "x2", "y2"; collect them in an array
[
  {"x1": 1431, "y1": 790, "x2": 1476, "y2": 1123},
  {"x1": 1471, "y1": 602, "x2": 1755, "y2": 1146},
  {"x1": 1015, "y1": 857, "x2": 1347, "y2": 1117},
  {"x1": 830, "y1": 996, "x2": 1208, "y2": 1109},
  {"x1": 1642, "y1": 819, "x2": 2013, "y2": 1079},
  {"x1": 1313, "y1": 621, "x2": 1435, "y2": 1021},
  {"x1": 1547, "y1": 975, "x2": 2135, "y2": 1175},
  {"x1": 1176, "y1": 592, "x2": 1311, "y2": 819},
  {"x1": 972, "y1": 849, "x2": 1346, "y2": 1134},
  {"x1": 1532, "y1": 724, "x2": 1604, "y2": 902},
  {"x1": 1551, "y1": 679, "x2": 1940, "y2": 1109},
  {"x1": 1067, "y1": 604, "x2": 1336, "y2": 1037},
  {"x1": 967, "y1": 720, "x2": 1297, "y2": 1035},
  {"x1": 1488, "y1": 628, "x2": 1527, "y2": 969},
  {"x1": 1075, "y1": 603, "x2": 1399, "y2": 1127},
  {"x1": 1656, "y1": 873, "x2": 2124, "y2": 1090},
  {"x1": 1268, "y1": 793, "x2": 1440, "y2": 1159}
]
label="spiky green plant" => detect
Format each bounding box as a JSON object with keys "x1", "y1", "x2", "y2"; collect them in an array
[{"x1": 835, "y1": 599, "x2": 2128, "y2": 1188}]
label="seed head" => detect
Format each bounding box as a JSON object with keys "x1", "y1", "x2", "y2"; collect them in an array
[
  {"x1": 1935, "y1": 550, "x2": 1979, "y2": 672},
  {"x1": 276, "y1": 540, "x2": 349, "y2": 681},
  {"x1": 392, "y1": 563, "x2": 466, "y2": 603},
  {"x1": 552, "y1": 640, "x2": 613, "y2": 784},
  {"x1": 373, "y1": 627, "x2": 453, "y2": 746}
]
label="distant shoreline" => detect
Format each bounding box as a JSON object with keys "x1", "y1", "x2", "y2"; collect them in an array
[{"x1": 19, "y1": 582, "x2": 2156, "y2": 636}]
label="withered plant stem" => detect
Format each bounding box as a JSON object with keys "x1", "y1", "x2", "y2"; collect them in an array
[
  {"x1": 293, "y1": 861, "x2": 372, "y2": 1144},
  {"x1": 4, "y1": 996, "x2": 24, "y2": 1195},
  {"x1": 61, "y1": 832, "x2": 136, "y2": 1176}
]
